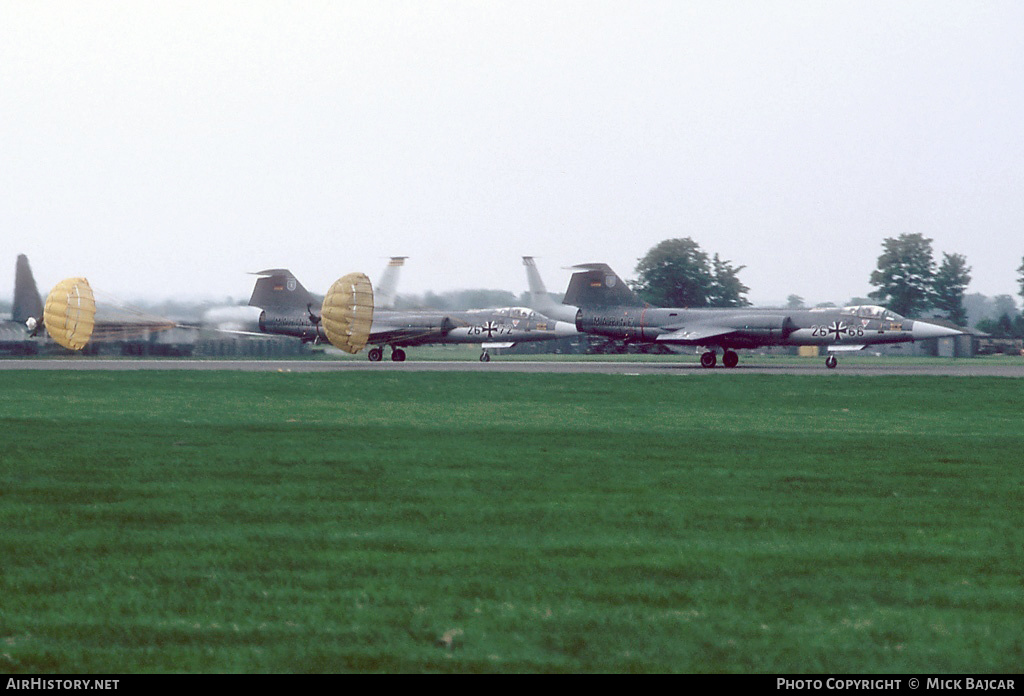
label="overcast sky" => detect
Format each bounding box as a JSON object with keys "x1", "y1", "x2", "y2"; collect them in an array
[{"x1": 3, "y1": 1, "x2": 1022, "y2": 307}]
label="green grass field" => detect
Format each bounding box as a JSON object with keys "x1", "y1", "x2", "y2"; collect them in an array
[{"x1": 1, "y1": 371, "x2": 1021, "y2": 673}]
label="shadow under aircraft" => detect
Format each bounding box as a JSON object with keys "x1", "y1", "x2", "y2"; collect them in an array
[{"x1": 560, "y1": 263, "x2": 963, "y2": 368}]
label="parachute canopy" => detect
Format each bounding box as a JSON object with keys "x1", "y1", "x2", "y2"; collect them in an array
[
  {"x1": 321, "y1": 273, "x2": 374, "y2": 354},
  {"x1": 44, "y1": 277, "x2": 96, "y2": 351}
]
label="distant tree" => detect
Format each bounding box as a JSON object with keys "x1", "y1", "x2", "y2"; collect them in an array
[
  {"x1": 932, "y1": 252, "x2": 972, "y2": 326},
  {"x1": 815, "y1": 302, "x2": 837, "y2": 309},
  {"x1": 869, "y1": 233, "x2": 936, "y2": 317},
  {"x1": 977, "y1": 312, "x2": 1019, "y2": 338},
  {"x1": 400, "y1": 289, "x2": 519, "y2": 310},
  {"x1": 633, "y1": 238, "x2": 723, "y2": 307},
  {"x1": 707, "y1": 254, "x2": 751, "y2": 307},
  {"x1": 422, "y1": 291, "x2": 451, "y2": 310},
  {"x1": 992, "y1": 294, "x2": 1018, "y2": 319},
  {"x1": 451, "y1": 289, "x2": 518, "y2": 309},
  {"x1": 1018, "y1": 257, "x2": 1024, "y2": 305},
  {"x1": 786, "y1": 295, "x2": 805, "y2": 309},
  {"x1": 964, "y1": 293, "x2": 995, "y2": 329},
  {"x1": 996, "y1": 313, "x2": 1015, "y2": 338}
]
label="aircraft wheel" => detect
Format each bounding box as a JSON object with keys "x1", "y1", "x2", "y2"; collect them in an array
[
  {"x1": 479, "y1": 351, "x2": 491, "y2": 362},
  {"x1": 391, "y1": 348, "x2": 406, "y2": 362},
  {"x1": 825, "y1": 354, "x2": 838, "y2": 369},
  {"x1": 700, "y1": 351, "x2": 717, "y2": 368},
  {"x1": 368, "y1": 347, "x2": 383, "y2": 362},
  {"x1": 723, "y1": 350, "x2": 739, "y2": 368}
]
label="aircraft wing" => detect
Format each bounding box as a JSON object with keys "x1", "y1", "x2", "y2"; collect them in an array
[
  {"x1": 826, "y1": 344, "x2": 867, "y2": 352},
  {"x1": 368, "y1": 324, "x2": 453, "y2": 345},
  {"x1": 655, "y1": 326, "x2": 737, "y2": 343}
]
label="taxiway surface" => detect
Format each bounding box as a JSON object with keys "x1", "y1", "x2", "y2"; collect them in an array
[{"x1": 2, "y1": 359, "x2": 1023, "y2": 377}]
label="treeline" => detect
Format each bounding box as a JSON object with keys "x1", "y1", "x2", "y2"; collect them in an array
[
  {"x1": 628, "y1": 234, "x2": 1024, "y2": 336},
  {"x1": 8, "y1": 237, "x2": 1022, "y2": 336},
  {"x1": 393, "y1": 289, "x2": 528, "y2": 311}
]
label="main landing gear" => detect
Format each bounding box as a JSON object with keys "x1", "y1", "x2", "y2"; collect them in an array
[
  {"x1": 367, "y1": 347, "x2": 406, "y2": 362},
  {"x1": 700, "y1": 350, "x2": 739, "y2": 368}
]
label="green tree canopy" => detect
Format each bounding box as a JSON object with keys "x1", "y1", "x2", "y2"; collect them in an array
[
  {"x1": 1017, "y1": 257, "x2": 1024, "y2": 305},
  {"x1": 632, "y1": 238, "x2": 750, "y2": 307},
  {"x1": 932, "y1": 252, "x2": 972, "y2": 326},
  {"x1": 869, "y1": 233, "x2": 936, "y2": 317},
  {"x1": 707, "y1": 254, "x2": 751, "y2": 307}
]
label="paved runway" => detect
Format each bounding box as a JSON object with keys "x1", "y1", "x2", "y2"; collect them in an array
[{"x1": 2, "y1": 358, "x2": 1023, "y2": 377}]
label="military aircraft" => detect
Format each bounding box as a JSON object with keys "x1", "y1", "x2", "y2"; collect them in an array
[
  {"x1": 249, "y1": 265, "x2": 576, "y2": 361},
  {"x1": 203, "y1": 256, "x2": 408, "y2": 333},
  {"x1": 522, "y1": 256, "x2": 580, "y2": 324},
  {"x1": 562, "y1": 263, "x2": 963, "y2": 368},
  {"x1": 0, "y1": 255, "x2": 46, "y2": 354}
]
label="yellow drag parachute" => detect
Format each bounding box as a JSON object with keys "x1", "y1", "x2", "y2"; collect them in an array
[
  {"x1": 44, "y1": 277, "x2": 96, "y2": 351},
  {"x1": 321, "y1": 273, "x2": 374, "y2": 354}
]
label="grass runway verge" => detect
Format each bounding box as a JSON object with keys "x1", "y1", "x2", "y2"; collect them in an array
[{"x1": 0, "y1": 371, "x2": 1021, "y2": 673}]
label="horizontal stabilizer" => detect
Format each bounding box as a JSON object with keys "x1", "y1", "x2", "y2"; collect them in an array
[{"x1": 481, "y1": 342, "x2": 515, "y2": 349}]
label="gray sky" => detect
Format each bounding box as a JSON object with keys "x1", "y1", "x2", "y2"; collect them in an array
[{"x1": 3, "y1": 1, "x2": 1022, "y2": 307}]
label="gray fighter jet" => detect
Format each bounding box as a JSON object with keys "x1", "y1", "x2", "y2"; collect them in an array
[
  {"x1": 522, "y1": 256, "x2": 580, "y2": 324},
  {"x1": 205, "y1": 257, "x2": 408, "y2": 333},
  {"x1": 249, "y1": 266, "x2": 576, "y2": 361},
  {"x1": 562, "y1": 263, "x2": 962, "y2": 368},
  {"x1": 0, "y1": 255, "x2": 45, "y2": 354}
]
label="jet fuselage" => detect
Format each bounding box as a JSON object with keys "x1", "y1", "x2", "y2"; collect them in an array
[{"x1": 575, "y1": 305, "x2": 935, "y2": 349}]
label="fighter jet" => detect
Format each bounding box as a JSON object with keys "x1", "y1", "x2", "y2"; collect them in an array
[
  {"x1": 207, "y1": 257, "x2": 408, "y2": 334},
  {"x1": 562, "y1": 263, "x2": 962, "y2": 368},
  {"x1": 249, "y1": 264, "x2": 576, "y2": 361},
  {"x1": 522, "y1": 256, "x2": 580, "y2": 324},
  {"x1": 0, "y1": 254, "x2": 45, "y2": 354}
]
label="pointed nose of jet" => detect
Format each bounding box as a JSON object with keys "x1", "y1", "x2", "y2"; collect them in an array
[{"x1": 910, "y1": 320, "x2": 963, "y2": 341}]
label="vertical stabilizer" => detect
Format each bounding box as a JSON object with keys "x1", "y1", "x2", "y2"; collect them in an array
[
  {"x1": 561, "y1": 263, "x2": 645, "y2": 309},
  {"x1": 248, "y1": 269, "x2": 317, "y2": 312},
  {"x1": 523, "y1": 256, "x2": 549, "y2": 304},
  {"x1": 522, "y1": 256, "x2": 579, "y2": 323},
  {"x1": 13, "y1": 254, "x2": 44, "y2": 324},
  {"x1": 375, "y1": 257, "x2": 406, "y2": 309}
]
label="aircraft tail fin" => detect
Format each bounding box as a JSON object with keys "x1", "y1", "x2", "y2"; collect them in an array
[
  {"x1": 375, "y1": 257, "x2": 406, "y2": 309},
  {"x1": 522, "y1": 256, "x2": 562, "y2": 314},
  {"x1": 13, "y1": 254, "x2": 44, "y2": 324},
  {"x1": 562, "y1": 263, "x2": 645, "y2": 309},
  {"x1": 248, "y1": 269, "x2": 318, "y2": 312},
  {"x1": 523, "y1": 256, "x2": 548, "y2": 298}
]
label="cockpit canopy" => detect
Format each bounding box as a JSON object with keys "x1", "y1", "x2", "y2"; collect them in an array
[
  {"x1": 809, "y1": 304, "x2": 904, "y2": 321},
  {"x1": 841, "y1": 305, "x2": 903, "y2": 321},
  {"x1": 466, "y1": 307, "x2": 536, "y2": 319}
]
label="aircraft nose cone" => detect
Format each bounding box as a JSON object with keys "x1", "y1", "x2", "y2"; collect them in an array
[{"x1": 910, "y1": 320, "x2": 962, "y2": 340}]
